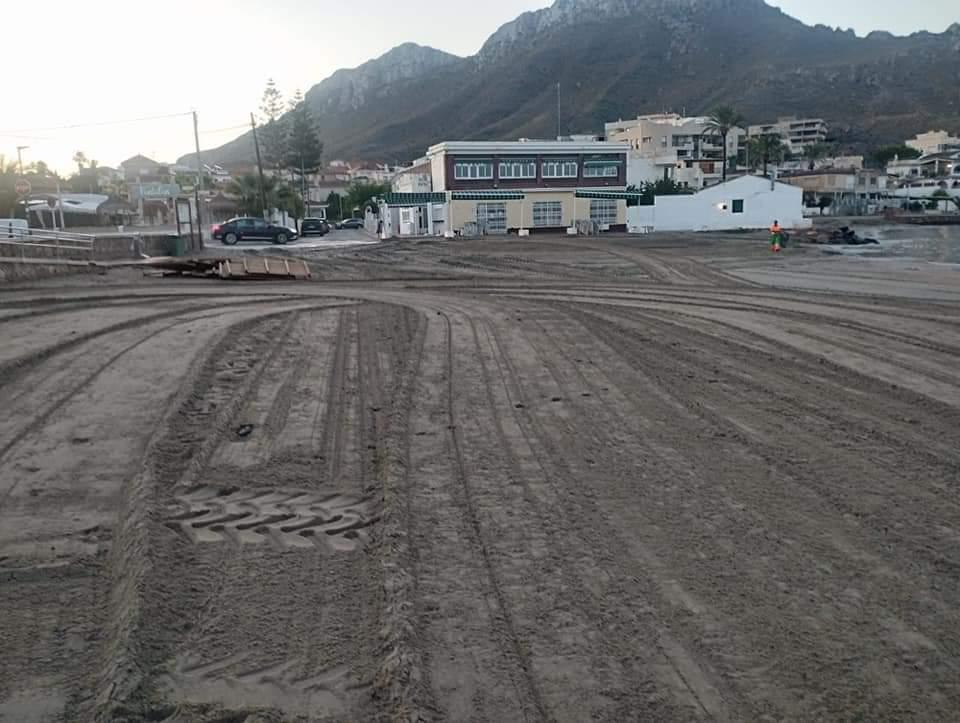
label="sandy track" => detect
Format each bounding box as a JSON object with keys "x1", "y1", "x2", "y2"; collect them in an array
[{"x1": 1, "y1": 234, "x2": 959, "y2": 721}]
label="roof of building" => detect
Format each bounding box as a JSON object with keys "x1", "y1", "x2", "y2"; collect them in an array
[
  {"x1": 120, "y1": 154, "x2": 161, "y2": 169},
  {"x1": 781, "y1": 169, "x2": 858, "y2": 178},
  {"x1": 427, "y1": 140, "x2": 630, "y2": 156}
]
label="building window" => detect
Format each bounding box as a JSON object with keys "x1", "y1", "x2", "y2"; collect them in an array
[
  {"x1": 583, "y1": 164, "x2": 620, "y2": 178},
  {"x1": 589, "y1": 199, "x2": 617, "y2": 225},
  {"x1": 498, "y1": 160, "x2": 536, "y2": 179},
  {"x1": 454, "y1": 161, "x2": 493, "y2": 180},
  {"x1": 532, "y1": 201, "x2": 563, "y2": 227},
  {"x1": 732, "y1": 199, "x2": 744, "y2": 214},
  {"x1": 541, "y1": 160, "x2": 578, "y2": 178},
  {"x1": 476, "y1": 202, "x2": 507, "y2": 233}
]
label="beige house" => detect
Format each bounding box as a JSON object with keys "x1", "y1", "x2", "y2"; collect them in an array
[
  {"x1": 782, "y1": 169, "x2": 888, "y2": 215},
  {"x1": 906, "y1": 130, "x2": 960, "y2": 157}
]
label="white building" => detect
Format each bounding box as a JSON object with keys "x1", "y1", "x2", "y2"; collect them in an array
[
  {"x1": 887, "y1": 151, "x2": 959, "y2": 180},
  {"x1": 349, "y1": 164, "x2": 397, "y2": 184},
  {"x1": 627, "y1": 175, "x2": 810, "y2": 233},
  {"x1": 392, "y1": 158, "x2": 433, "y2": 194},
  {"x1": 606, "y1": 113, "x2": 744, "y2": 190},
  {"x1": 747, "y1": 117, "x2": 829, "y2": 155},
  {"x1": 906, "y1": 130, "x2": 960, "y2": 157}
]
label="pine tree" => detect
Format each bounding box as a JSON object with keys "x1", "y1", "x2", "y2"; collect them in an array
[
  {"x1": 285, "y1": 90, "x2": 323, "y2": 174},
  {"x1": 259, "y1": 78, "x2": 287, "y2": 169}
]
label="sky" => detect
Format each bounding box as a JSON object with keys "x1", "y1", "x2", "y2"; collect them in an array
[{"x1": 2, "y1": 0, "x2": 956, "y2": 176}]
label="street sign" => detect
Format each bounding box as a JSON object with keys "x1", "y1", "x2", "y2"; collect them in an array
[{"x1": 14, "y1": 179, "x2": 31, "y2": 196}]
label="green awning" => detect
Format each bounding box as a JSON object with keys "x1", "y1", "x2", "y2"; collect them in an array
[
  {"x1": 575, "y1": 190, "x2": 638, "y2": 200},
  {"x1": 382, "y1": 192, "x2": 446, "y2": 206},
  {"x1": 451, "y1": 191, "x2": 525, "y2": 201},
  {"x1": 583, "y1": 160, "x2": 624, "y2": 166}
]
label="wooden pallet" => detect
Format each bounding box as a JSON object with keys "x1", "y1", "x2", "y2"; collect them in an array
[{"x1": 217, "y1": 256, "x2": 312, "y2": 280}]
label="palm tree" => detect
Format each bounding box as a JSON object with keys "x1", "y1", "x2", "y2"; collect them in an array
[
  {"x1": 226, "y1": 174, "x2": 275, "y2": 216},
  {"x1": 804, "y1": 142, "x2": 832, "y2": 171},
  {"x1": 748, "y1": 134, "x2": 785, "y2": 178},
  {"x1": 225, "y1": 173, "x2": 303, "y2": 219},
  {"x1": 704, "y1": 106, "x2": 745, "y2": 183},
  {"x1": 72, "y1": 151, "x2": 88, "y2": 172}
]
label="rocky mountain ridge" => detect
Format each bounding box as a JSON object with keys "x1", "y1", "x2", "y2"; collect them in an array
[{"x1": 184, "y1": 0, "x2": 960, "y2": 167}]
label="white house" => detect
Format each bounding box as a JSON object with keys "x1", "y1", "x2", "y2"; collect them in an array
[{"x1": 627, "y1": 175, "x2": 810, "y2": 233}]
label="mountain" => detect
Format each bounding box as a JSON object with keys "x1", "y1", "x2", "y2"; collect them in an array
[{"x1": 185, "y1": 0, "x2": 960, "y2": 167}]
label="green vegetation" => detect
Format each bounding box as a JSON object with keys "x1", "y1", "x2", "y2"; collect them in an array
[
  {"x1": 343, "y1": 182, "x2": 390, "y2": 217},
  {"x1": 872, "y1": 145, "x2": 921, "y2": 167},
  {"x1": 704, "y1": 106, "x2": 745, "y2": 183},
  {"x1": 226, "y1": 173, "x2": 304, "y2": 219},
  {"x1": 629, "y1": 179, "x2": 692, "y2": 206},
  {"x1": 803, "y1": 142, "x2": 834, "y2": 170},
  {"x1": 325, "y1": 191, "x2": 345, "y2": 220},
  {"x1": 746, "y1": 134, "x2": 785, "y2": 177}
]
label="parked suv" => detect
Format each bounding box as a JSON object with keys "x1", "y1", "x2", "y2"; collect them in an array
[
  {"x1": 300, "y1": 217, "x2": 330, "y2": 236},
  {"x1": 212, "y1": 217, "x2": 298, "y2": 245}
]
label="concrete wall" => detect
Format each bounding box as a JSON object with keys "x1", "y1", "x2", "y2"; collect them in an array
[
  {"x1": 0, "y1": 259, "x2": 94, "y2": 283},
  {"x1": 628, "y1": 177, "x2": 810, "y2": 233}
]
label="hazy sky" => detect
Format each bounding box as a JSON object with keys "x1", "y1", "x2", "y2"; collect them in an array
[{"x1": 2, "y1": 0, "x2": 956, "y2": 175}]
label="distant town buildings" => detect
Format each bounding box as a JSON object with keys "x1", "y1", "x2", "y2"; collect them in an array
[
  {"x1": 392, "y1": 158, "x2": 432, "y2": 194},
  {"x1": 781, "y1": 169, "x2": 888, "y2": 216},
  {"x1": 605, "y1": 113, "x2": 743, "y2": 190},
  {"x1": 905, "y1": 130, "x2": 960, "y2": 157},
  {"x1": 747, "y1": 117, "x2": 829, "y2": 154}
]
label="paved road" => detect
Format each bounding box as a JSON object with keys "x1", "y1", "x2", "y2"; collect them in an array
[{"x1": 206, "y1": 228, "x2": 377, "y2": 251}]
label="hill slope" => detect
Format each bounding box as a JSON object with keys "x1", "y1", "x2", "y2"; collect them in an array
[{"x1": 187, "y1": 0, "x2": 960, "y2": 166}]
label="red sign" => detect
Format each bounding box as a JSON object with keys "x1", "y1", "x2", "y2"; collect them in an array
[{"x1": 14, "y1": 179, "x2": 31, "y2": 196}]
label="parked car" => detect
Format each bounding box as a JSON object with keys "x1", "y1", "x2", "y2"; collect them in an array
[
  {"x1": 336, "y1": 218, "x2": 364, "y2": 230},
  {"x1": 211, "y1": 217, "x2": 298, "y2": 245},
  {"x1": 300, "y1": 217, "x2": 330, "y2": 236}
]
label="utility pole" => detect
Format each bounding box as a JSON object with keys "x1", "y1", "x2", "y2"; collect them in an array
[
  {"x1": 556, "y1": 82, "x2": 561, "y2": 140},
  {"x1": 16, "y1": 145, "x2": 28, "y2": 176},
  {"x1": 300, "y1": 152, "x2": 308, "y2": 218},
  {"x1": 192, "y1": 111, "x2": 204, "y2": 248},
  {"x1": 250, "y1": 113, "x2": 268, "y2": 219}
]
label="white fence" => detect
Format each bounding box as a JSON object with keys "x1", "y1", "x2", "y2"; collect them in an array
[{"x1": 0, "y1": 221, "x2": 96, "y2": 261}]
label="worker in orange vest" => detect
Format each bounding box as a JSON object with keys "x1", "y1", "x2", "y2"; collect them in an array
[{"x1": 769, "y1": 220, "x2": 782, "y2": 253}]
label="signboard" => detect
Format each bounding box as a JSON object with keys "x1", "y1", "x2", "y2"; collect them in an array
[{"x1": 14, "y1": 179, "x2": 31, "y2": 196}]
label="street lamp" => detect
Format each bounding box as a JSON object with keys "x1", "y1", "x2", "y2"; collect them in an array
[{"x1": 16, "y1": 145, "x2": 29, "y2": 176}]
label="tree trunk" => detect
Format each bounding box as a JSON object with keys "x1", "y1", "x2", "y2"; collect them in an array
[{"x1": 721, "y1": 133, "x2": 728, "y2": 183}]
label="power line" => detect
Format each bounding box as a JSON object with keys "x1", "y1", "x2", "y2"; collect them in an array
[
  {"x1": 0, "y1": 111, "x2": 193, "y2": 135},
  {"x1": 199, "y1": 122, "x2": 251, "y2": 135}
]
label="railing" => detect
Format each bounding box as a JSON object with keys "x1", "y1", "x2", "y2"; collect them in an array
[{"x1": 0, "y1": 227, "x2": 96, "y2": 262}]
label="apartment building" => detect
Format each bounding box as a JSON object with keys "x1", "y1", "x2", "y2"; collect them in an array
[
  {"x1": 906, "y1": 130, "x2": 960, "y2": 157},
  {"x1": 747, "y1": 117, "x2": 829, "y2": 154},
  {"x1": 380, "y1": 139, "x2": 631, "y2": 237},
  {"x1": 604, "y1": 113, "x2": 744, "y2": 189}
]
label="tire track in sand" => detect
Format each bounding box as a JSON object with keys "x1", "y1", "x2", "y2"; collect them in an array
[{"x1": 437, "y1": 309, "x2": 550, "y2": 723}]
